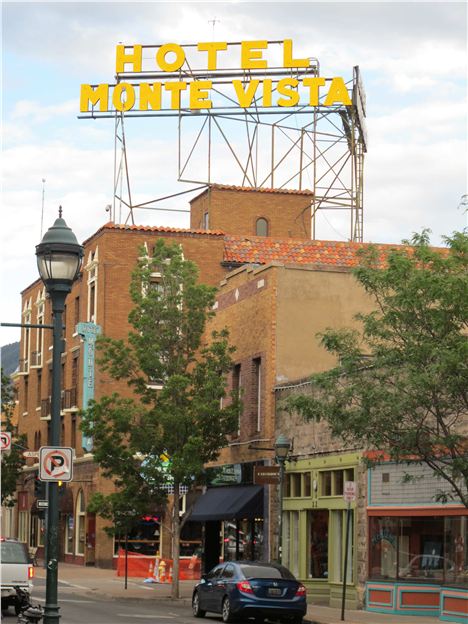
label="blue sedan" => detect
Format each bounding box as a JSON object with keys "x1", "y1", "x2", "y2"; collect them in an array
[{"x1": 192, "y1": 561, "x2": 307, "y2": 623}]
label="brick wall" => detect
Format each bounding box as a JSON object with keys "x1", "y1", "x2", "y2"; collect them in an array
[{"x1": 190, "y1": 186, "x2": 312, "y2": 239}]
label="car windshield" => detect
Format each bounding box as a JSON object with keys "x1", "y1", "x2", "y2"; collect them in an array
[
  {"x1": 240, "y1": 564, "x2": 295, "y2": 580},
  {"x1": 1, "y1": 541, "x2": 29, "y2": 564}
]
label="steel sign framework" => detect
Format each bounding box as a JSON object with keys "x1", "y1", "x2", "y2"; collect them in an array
[{"x1": 79, "y1": 42, "x2": 367, "y2": 241}]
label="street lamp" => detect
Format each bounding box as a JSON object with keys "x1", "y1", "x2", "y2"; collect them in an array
[
  {"x1": 36, "y1": 207, "x2": 83, "y2": 624},
  {"x1": 275, "y1": 434, "x2": 291, "y2": 564}
]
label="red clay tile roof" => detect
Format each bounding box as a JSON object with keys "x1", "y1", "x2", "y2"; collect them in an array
[
  {"x1": 223, "y1": 236, "x2": 403, "y2": 269},
  {"x1": 190, "y1": 184, "x2": 313, "y2": 202},
  {"x1": 83, "y1": 222, "x2": 225, "y2": 244}
]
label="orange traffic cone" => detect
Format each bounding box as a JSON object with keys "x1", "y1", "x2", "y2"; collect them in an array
[
  {"x1": 148, "y1": 561, "x2": 153, "y2": 577},
  {"x1": 159, "y1": 560, "x2": 166, "y2": 583},
  {"x1": 167, "y1": 565, "x2": 173, "y2": 583}
]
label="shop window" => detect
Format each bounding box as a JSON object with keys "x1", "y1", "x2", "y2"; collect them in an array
[
  {"x1": 65, "y1": 514, "x2": 74, "y2": 555},
  {"x1": 331, "y1": 510, "x2": 353, "y2": 582},
  {"x1": 291, "y1": 511, "x2": 299, "y2": 578},
  {"x1": 369, "y1": 516, "x2": 466, "y2": 586},
  {"x1": 113, "y1": 516, "x2": 160, "y2": 557},
  {"x1": 321, "y1": 471, "x2": 332, "y2": 496},
  {"x1": 308, "y1": 510, "x2": 329, "y2": 579},
  {"x1": 303, "y1": 472, "x2": 311, "y2": 498},
  {"x1": 256, "y1": 218, "x2": 268, "y2": 237},
  {"x1": 283, "y1": 512, "x2": 291, "y2": 570},
  {"x1": 291, "y1": 473, "x2": 301, "y2": 497},
  {"x1": 334, "y1": 470, "x2": 344, "y2": 495},
  {"x1": 18, "y1": 511, "x2": 30, "y2": 544},
  {"x1": 75, "y1": 490, "x2": 86, "y2": 556}
]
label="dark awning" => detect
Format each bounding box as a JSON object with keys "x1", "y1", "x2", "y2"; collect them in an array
[{"x1": 188, "y1": 485, "x2": 263, "y2": 522}]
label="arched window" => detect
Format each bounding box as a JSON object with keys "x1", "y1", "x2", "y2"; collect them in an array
[
  {"x1": 256, "y1": 218, "x2": 268, "y2": 237},
  {"x1": 75, "y1": 490, "x2": 86, "y2": 555}
]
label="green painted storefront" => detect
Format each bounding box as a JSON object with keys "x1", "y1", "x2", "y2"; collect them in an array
[{"x1": 282, "y1": 452, "x2": 361, "y2": 608}]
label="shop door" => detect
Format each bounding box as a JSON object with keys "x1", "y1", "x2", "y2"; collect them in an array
[{"x1": 86, "y1": 514, "x2": 96, "y2": 565}]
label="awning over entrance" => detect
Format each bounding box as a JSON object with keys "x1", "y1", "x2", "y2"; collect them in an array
[{"x1": 189, "y1": 485, "x2": 263, "y2": 522}]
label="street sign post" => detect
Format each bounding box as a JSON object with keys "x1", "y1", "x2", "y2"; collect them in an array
[
  {"x1": 23, "y1": 450, "x2": 40, "y2": 458},
  {"x1": 39, "y1": 447, "x2": 74, "y2": 482},
  {"x1": 341, "y1": 481, "x2": 356, "y2": 621},
  {"x1": 37, "y1": 500, "x2": 49, "y2": 509},
  {"x1": 0, "y1": 431, "x2": 12, "y2": 451}
]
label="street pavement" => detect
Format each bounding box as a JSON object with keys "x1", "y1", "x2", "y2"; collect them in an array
[{"x1": 31, "y1": 563, "x2": 442, "y2": 624}]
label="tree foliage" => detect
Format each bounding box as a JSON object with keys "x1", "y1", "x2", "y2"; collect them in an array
[
  {"x1": 1, "y1": 371, "x2": 27, "y2": 506},
  {"x1": 81, "y1": 239, "x2": 239, "y2": 596},
  {"x1": 287, "y1": 231, "x2": 468, "y2": 506}
]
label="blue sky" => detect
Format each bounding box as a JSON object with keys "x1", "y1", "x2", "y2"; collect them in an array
[{"x1": 1, "y1": 1, "x2": 467, "y2": 344}]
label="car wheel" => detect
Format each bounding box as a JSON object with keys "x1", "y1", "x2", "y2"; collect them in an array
[
  {"x1": 15, "y1": 599, "x2": 22, "y2": 616},
  {"x1": 221, "y1": 596, "x2": 234, "y2": 623},
  {"x1": 192, "y1": 591, "x2": 206, "y2": 618},
  {"x1": 291, "y1": 617, "x2": 303, "y2": 624}
]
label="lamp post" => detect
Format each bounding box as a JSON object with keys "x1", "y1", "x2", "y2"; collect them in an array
[
  {"x1": 36, "y1": 208, "x2": 83, "y2": 624},
  {"x1": 275, "y1": 434, "x2": 291, "y2": 564}
]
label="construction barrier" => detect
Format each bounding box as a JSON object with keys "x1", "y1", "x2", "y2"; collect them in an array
[{"x1": 116, "y1": 549, "x2": 201, "y2": 580}]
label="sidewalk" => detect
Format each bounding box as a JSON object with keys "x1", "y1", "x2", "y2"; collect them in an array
[{"x1": 35, "y1": 563, "x2": 442, "y2": 624}]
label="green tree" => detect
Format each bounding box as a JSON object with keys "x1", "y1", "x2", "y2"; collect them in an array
[
  {"x1": 82, "y1": 239, "x2": 239, "y2": 597},
  {"x1": 288, "y1": 231, "x2": 468, "y2": 506},
  {"x1": 1, "y1": 371, "x2": 27, "y2": 506}
]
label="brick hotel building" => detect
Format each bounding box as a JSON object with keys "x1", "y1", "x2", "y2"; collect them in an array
[{"x1": 9, "y1": 185, "x2": 467, "y2": 618}]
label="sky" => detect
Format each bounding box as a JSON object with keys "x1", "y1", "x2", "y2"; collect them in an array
[{"x1": 1, "y1": 0, "x2": 467, "y2": 345}]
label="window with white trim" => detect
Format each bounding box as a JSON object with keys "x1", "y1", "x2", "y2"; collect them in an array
[
  {"x1": 75, "y1": 490, "x2": 86, "y2": 555},
  {"x1": 85, "y1": 248, "x2": 98, "y2": 323},
  {"x1": 22, "y1": 299, "x2": 32, "y2": 373}
]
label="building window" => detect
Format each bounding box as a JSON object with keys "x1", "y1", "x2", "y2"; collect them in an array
[
  {"x1": 369, "y1": 515, "x2": 467, "y2": 586},
  {"x1": 74, "y1": 296, "x2": 80, "y2": 329},
  {"x1": 65, "y1": 514, "x2": 74, "y2": 555},
  {"x1": 256, "y1": 217, "x2": 268, "y2": 236},
  {"x1": 75, "y1": 490, "x2": 86, "y2": 556},
  {"x1": 320, "y1": 469, "x2": 350, "y2": 496},
  {"x1": 331, "y1": 510, "x2": 354, "y2": 582},
  {"x1": 203, "y1": 212, "x2": 209, "y2": 229},
  {"x1": 308, "y1": 510, "x2": 329, "y2": 579},
  {"x1": 23, "y1": 377, "x2": 29, "y2": 415},
  {"x1": 252, "y1": 357, "x2": 262, "y2": 432},
  {"x1": 232, "y1": 364, "x2": 241, "y2": 434},
  {"x1": 22, "y1": 299, "x2": 32, "y2": 373},
  {"x1": 71, "y1": 414, "x2": 77, "y2": 450},
  {"x1": 36, "y1": 371, "x2": 42, "y2": 408},
  {"x1": 86, "y1": 248, "x2": 98, "y2": 323},
  {"x1": 18, "y1": 511, "x2": 30, "y2": 544}
]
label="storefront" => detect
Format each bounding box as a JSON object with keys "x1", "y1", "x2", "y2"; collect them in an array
[
  {"x1": 366, "y1": 463, "x2": 467, "y2": 622},
  {"x1": 282, "y1": 453, "x2": 363, "y2": 608},
  {"x1": 188, "y1": 461, "x2": 267, "y2": 572}
]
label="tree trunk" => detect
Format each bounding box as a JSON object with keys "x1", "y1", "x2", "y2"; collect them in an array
[{"x1": 171, "y1": 481, "x2": 180, "y2": 599}]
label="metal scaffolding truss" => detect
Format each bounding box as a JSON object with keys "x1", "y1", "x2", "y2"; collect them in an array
[{"x1": 80, "y1": 43, "x2": 367, "y2": 241}]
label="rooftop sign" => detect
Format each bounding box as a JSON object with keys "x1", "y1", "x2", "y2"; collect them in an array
[{"x1": 80, "y1": 39, "x2": 353, "y2": 114}]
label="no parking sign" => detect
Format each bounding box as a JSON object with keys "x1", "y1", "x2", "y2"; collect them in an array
[
  {"x1": 39, "y1": 447, "x2": 73, "y2": 482},
  {"x1": 0, "y1": 431, "x2": 12, "y2": 451}
]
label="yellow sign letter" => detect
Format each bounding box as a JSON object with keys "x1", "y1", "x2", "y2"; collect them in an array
[
  {"x1": 233, "y1": 80, "x2": 260, "y2": 107},
  {"x1": 197, "y1": 42, "x2": 227, "y2": 70},
  {"x1": 283, "y1": 40, "x2": 309, "y2": 68},
  {"x1": 112, "y1": 83, "x2": 136, "y2": 112},
  {"x1": 80, "y1": 84, "x2": 109, "y2": 112},
  {"x1": 241, "y1": 40, "x2": 268, "y2": 69},
  {"x1": 190, "y1": 80, "x2": 212, "y2": 109},
  {"x1": 140, "y1": 83, "x2": 162, "y2": 110},
  {"x1": 277, "y1": 78, "x2": 299, "y2": 107},
  {"x1": 165, "y1": 81, "x2": 187, "y2": 108},
  {"x1": 156, "y1": 44, "x2": 186, "y2": 72},
  {"x1": 324, "y1": 77, "x2": 352, "y2": 106},
  {"x1": 303, "y1": 77, "x2": 326, "y2": 106},
  {"x1": 115, "y1": 45, "x2": 142, "y2": 73}
]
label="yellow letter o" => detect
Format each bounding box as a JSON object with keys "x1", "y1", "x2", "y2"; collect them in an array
[
  {"x1": 156, "y1": 43, "x2": 186, "y2": 72},
  {"x1": 112, "y1": 83, "x2": 135, "y2": 111}
]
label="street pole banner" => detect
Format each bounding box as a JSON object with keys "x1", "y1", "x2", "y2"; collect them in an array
[
  {"x1": 76, "y1": 321, "x2": 102, "y2": 452},
  {"x1": 0, "y1": 431, "x2": 12, "y2": 450},
  {"x1": 39, "y1": 447, "x2": 74, "y2": 482}
]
